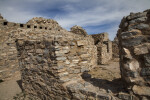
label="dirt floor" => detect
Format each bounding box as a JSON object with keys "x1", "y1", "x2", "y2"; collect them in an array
[
  {"x1": 0, "y1": 59, "x2": 124, "y2": 100},
  {"x1": 0, "y1": 71, "x2": 22, "y2": 100},
  {"x1": 89, "y1": 59, "x2": 121, "y2": 81},
  {"x1": 88, "y1": 59, "x2": 126, "y2": 95}
]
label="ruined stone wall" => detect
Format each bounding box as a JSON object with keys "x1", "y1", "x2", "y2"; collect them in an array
[
  {"x1": 118, "y1": 9, "x2": 150, "y2": 99},
  {"x1": 0, "y1": 17, "x2": 19, "y2": 80},
  {"x1": 91, "y1": 33, "x2": 112, "y2": 64},
  {"x1": 15, "y1": 24, "x2": 114, "y2": 99},
  {"x1": 112, "y1": 37, "x2": 119, "y2": 59},
  {"x1": 0, "y1": 15, "x2": 62, "y2": 80},
  {"x1": 70, "y1": 25, "x2": 87, "y2": 36}
]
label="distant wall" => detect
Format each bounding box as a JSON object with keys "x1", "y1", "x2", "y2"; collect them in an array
[
  {"x1": 112, "y1": 37, "x2": 119, "y2": 59},
  {"x1": 70, "y1": 25, "x2": 87, "y2": 36},
  {"x1": 118, "y1": 9, "x2": 150, "y2": 99},
  {"x1": 91, "y1": 33, "x2": 112, "y2": 64}
]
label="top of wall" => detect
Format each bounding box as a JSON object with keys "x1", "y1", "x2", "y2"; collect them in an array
[
  {"x1": 70, "y1": 25, "x2": 87, "y2": 36},
  {"x1": 0, "y1": 14, "x2": 62, "y2": 31},
  {"x1": 91, "y1": 32, "x2": 109, "y2": 45},
  {"x1": 27, "y1": 17, "x2": 59, "y2": 26}
]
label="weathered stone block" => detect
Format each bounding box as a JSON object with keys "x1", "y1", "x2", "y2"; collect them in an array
[
  {"x1": 73, "y1": 69, "x2": 80, "y2": 74},
  {"x1": 126, "y1": 71, "x2": 138, "y2": 78},
  {"x1": 129, "y1": 17, "x2": 147, "y2": 24},
  {"x1": 134, "y1": 45, "x2": 148, "y2": 55},
  {"x1": 72, "y1": 59, "x2": 79, "y2": 63},
  {"x1": 132, "y1": 85, "x2": 150, "y2": 96},
  {"x1": 121, "y1": 31, "x2": 138, "y2": 39},
  {"x1": 128, "y1": 23, "x2": 149, "y2": 30},
  {"x1": 127, "y1": 12, "x2": 147, "y2": 20},
  {"x1": 97, "y1": 94, "x2": 110, "y2": 100},
  {"x1": 56, "y1": 57, "x2": 67, "y2": 61},
  {"x1": 65, "y1": 60, "x2": 70, "y2": 64},
  {"x1": 144, "y1": 54, "x2": 150, "y2": 66},
  {"x1": 77, "y1": 40, "x2": 86, "y2": 46},
  {"x1": 80, "y1": 54, "x2": 90, "y2": 58},
  {"x1": 123, "y1": 60, "x2": 139, "y2": 71},
  {"x1": 141, "y1": 67, "x2": 150, "y2": 76},
  {"x1": 81, "y1": 67, "x2": 88, "y2": 73},
  {"x1": 118, "y1": 92, "x2": 137, "y2": 100},
  {"x1": 36, "y1": 49, "x2": 43, "y2": 54},
  {"x1": 70, "y1": 42, "x2": 76, "y2": 46},
  {"x1": 122, "y1": 36, "x2": 145, "y2": 47},
  {"x1": 58, "y1": 72, "x2": 69, "y2": 77},
  {"x1": 70, "y1": 25, "x2": 87, "y2": 36}
]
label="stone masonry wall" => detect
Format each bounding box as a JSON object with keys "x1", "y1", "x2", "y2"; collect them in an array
[
  {"x1": 91, "y1": 33, "x2": 112, "y2": 64},
  {"x1": 118, "y1": 9, "x2": 150, "y2": 99},
  {"x1": 70, "y1": 25, "x2": 87, "y2": 36},
  {"x1": 112, "y1": 37, "x2": 119, "y2": 58},
  {"x1": 0, "y1": 15, "x2": 62, "y2": 80},
  {"x1": 0, "y1": 13, "x2": 113, "y2": 80},
  {"x1": 0, "y1": 16, "x2": 19, "y2": 80},
  {"x1": 16, "y1": 23, "x2": 114, "y2": 99}
]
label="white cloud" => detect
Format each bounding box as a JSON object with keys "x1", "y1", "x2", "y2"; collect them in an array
[{"x1": 0, "y1": 0, "x2": 149, "y2": 40}]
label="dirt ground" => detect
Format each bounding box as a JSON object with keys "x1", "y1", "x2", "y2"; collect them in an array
[
  {"x1": 87, "y1": 59, "x2": 126, "y2": 95},
  {"x1": 0, "y1": 71, "x2": 22, "y2": 100},
  {"x1": 0, "y1": 59, "x2": 124, "y2": 100},
  {"x1": 89, "y1": 59, "x2": 121, "y2": 81}
]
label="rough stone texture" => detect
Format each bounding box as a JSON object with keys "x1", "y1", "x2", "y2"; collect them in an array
[
  {"x1": 132, "y1": 85, "x2": 150, "y2": 96},
  {"x1": 70, "y1": 25, "x2": 87, "y2": 36},
  {"x1": 0, "y1": 16, "x2": 62, "y2": 80},
  {"x1": 0, "y1": 17, "x2": 19, "y2": 80},
  {"x1": 15, "y1": 21, "x2": 115, "y2": 99},
  {"x1": 112, "y1": 37, "x2": 119, "y2": 58},
  {"x1": 118, "y1": 9, "x2": 150, "y2": 99},
  {"x1": 0, "y1": 14, "x2": 113, "y2": 80},
  {"x1": 91, "y1": 33, "x2": 112, "y2": 64}
]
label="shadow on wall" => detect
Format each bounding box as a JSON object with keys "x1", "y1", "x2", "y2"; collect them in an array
[
  {"x1": 81, "y1": 72, "x2": 127, "y2": 94},
  {"x1": 17, "y1": 80, "x2": 23, "y2": 91},
  {"x1": 0, "y1": 80, "x2": 3, "y2": 83}
]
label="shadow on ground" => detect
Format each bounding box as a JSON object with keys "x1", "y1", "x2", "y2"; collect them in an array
[{"x1": 81, "y1": 72, "x2": 127, "y2": 94}]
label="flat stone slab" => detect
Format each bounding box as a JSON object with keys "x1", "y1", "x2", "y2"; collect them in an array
[{"x1": 132, "y1": 85, "x2": 150, "y2": 96}]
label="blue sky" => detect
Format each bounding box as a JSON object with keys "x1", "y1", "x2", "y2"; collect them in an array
[{"x1": 0, "y1": 0, "x2": 150, "y2": 40}]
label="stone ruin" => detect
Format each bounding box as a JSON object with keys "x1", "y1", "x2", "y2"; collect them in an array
[
  {"x1": 70, "y1": 26, "x2": 113, "y2": 64},
  {"x1": 0, "y1": 9, "x2": 150, "y2": 100},
  {"x1": 16, "y1": 28, "x2": 99, "y2": 100},
  {"x1": 112, "y1": 37, "x2": 119, "y2": 59},
  {"x1": 70, "y1": 25, "x2": 88, "y2": 36},
  {"x1": 118, "y1": 9, "x2": 150, "y2": 99},
  {"x1": 0, "y1": 18, "x2": 113, "y2": 81},
  {"x1": 0, "y1": 14, "x2": 114, "y2": 99},
  {"x1": 91, "y1": 33, "x2": 112, "y2": 64},
  {"x1": 0, "y1": 16, "x2": 62, "y2": 80}
]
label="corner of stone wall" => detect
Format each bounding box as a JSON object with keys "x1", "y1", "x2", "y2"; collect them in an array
[{"x1": 15, "y1": 27, "x2": 99, "y2": 99}]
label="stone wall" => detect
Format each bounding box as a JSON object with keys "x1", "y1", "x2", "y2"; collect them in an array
[
  {"x1": 15, "y1": 21, "x2": 114, "y2": 99},
  {"x1": 112, "y1": 37, "x2": 119, "y2": 58},
  {"x1": 0, "y1": 13, "x2": 113, "y2": 80},
  {"x1": 118, "y1": 9, "x2": 150, "y2": 99},
  {"x1": 70, "y1": 25, "x2": 87, "y2": 36},
  {"x1": 0, "y1": 16, "x2": 19, "y2": 80},
  {"x1": 0, "y1": 15, "x2": 62, "y2": 80},
  {"x1": 91, "y1": 33, "x2": 112, "y2": 64}
]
